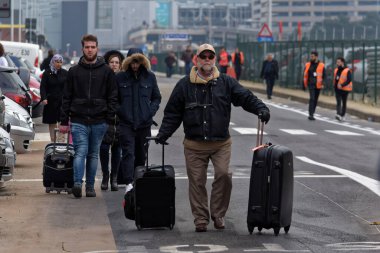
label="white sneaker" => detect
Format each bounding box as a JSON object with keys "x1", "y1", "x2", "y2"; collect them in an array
[
  {"x1": 125, "y1": 183, "x2": 133, "y2": 193},
  {"x1": 335, "y1": 114, "x2": 341, "y2": 121},
  {"x1": 341, "y1": 116, "x2": 345, "y2": 121}
]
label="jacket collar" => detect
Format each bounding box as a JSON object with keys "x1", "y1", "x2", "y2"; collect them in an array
[{"x1": 189, "y1": 66, "x2": 220, "y2": 84}]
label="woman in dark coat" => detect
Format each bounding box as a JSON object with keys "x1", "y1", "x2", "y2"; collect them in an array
[
  {"x1": 99, "y1": 50, "x2": 124, "y2": 191},
  {"x1": 40, "y1": 54, "x2": 68, "y2": 142}
]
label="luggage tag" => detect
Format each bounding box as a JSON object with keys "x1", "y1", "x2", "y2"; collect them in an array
[{"x1": 252, "y1": 144, "x2": 269, "y2": 152}]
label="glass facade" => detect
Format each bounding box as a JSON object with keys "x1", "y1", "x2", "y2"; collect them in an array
[{"x1": 95, "y1": 0, "x2": 112, "y2": 29}]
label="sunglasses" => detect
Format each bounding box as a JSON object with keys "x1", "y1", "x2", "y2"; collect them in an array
[{"x1": 199, "y1": 54, "x2": 215, "y2": 60}]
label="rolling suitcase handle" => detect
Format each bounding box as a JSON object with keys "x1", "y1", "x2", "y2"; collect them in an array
[
  {"x1": 145, "y1": 136, "x2": 168, "y2": 173},
  {"x1": 256, "y1": 117, "x2": 265, "y2": 147},
  {"x1": 52, "y1": 128, "x2": 71, "y2": 158}
]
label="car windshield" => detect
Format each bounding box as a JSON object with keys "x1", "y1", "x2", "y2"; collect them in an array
[
  {"x1": 9, "y1": 56, "x2": 27, "y2": 69},
  {"x1": 0, "y1": 71, "x2": 23, "y2": 92}
]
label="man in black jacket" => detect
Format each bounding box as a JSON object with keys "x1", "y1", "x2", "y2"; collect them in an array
[
  {"x1": 260, "y1": 53, "x2": 279, "y2": 99},
  {"x1": 59, "y1": 34, "x2": 118, "y2": 198},
  {"x1": 116, "y1": 48, "x2": 161, "y2": 195},
  {"x1": 40, "y1": 49, "x2": 54, "y2": 71},
  {"x1": 156, "y1": 44, "x2": 270, "y2": 232}
]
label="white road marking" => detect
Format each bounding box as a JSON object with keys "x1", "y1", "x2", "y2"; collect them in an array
[
  {"x1": 229, "y1": 122, "x2": 236, "y2": 126},
  {"x1": 151, "y1": 129, "x2": 159, "y2": 136},
  {"x1": 266, "y1": 101, "x2": 380, "y2": 135},
  {"x1": 34, "y1": 132, "x2": 51, "y2": 141},
  {"x1": 326, "y1": 242, "x2": 380, "y2": 251},
  {"x1": 244, "y1": 243, "x2": 310, "y2": 252},
  {"x1": 12, "y1": 175, "x2": 347, "y2": 182},
  {"x1": 82, "y1": 246, "x2": 147, "y2": 253},
  {"x1": 280, "y1": 129, "x2": 316, "y2": 135},
  {"x1": 296, "y1": 156, "x2": 380, "y2": 197},
  {"x1": 325, "y1": 130, "x2": 364, "y2": 136},
  {"x1": 160, "y1": 244, "x2": 228, "y2": 253},
  {"x1": 233, "y1": 128, "x2": 267, "y2": 135}
]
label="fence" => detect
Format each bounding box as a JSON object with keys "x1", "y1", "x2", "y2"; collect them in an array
[{"x1": 237, "y1": 40, "x2": 380, "y2": 104}]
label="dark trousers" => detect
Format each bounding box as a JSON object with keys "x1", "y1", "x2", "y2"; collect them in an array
[
  {"x1": 235, "y1": 66, "x2": 242, "y2": 80},
  {"x1": 166, "y1": 66, "x2": 173, "y2": 77},
  {"x1": 308, "y1": 88, "x2": 321, "y2": 117},
  {"x1": 99, "y1": 142, "x2": 121, "y2": 177},
  {"x1": 185, "y1": 63, "x2": 192, "y2": 75},
  {"x1": 265, "y1": 78, "x2": 275, "y2": 98},
  {"x1": 335, "y1": 89, "x2": 349, "y2": 117},
  {"x1": 220, "y1": 66, "x2": 228, "y2": 74},
  {"x1": 119, "y1": 125, "x2": 151, "y2": 185}
]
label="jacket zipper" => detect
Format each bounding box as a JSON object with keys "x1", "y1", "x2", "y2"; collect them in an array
[{"x1": 88, "y1": 65, "x2": 92, "y2": 118}]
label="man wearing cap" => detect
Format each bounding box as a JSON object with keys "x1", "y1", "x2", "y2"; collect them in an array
[
  {"x1": 156, "y1": 43, "x2": 270, "y2": 232},
  {"x1": 116, "y1": 48, "x2": 162, "y2": 195}
]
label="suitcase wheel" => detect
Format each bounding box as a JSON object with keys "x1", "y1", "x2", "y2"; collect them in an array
[
  {"x1": 137, "y1": 225, "x2": 142, "y2": 231},
  {"x1": 274, "y1": 227, "x2": 280, "y2": 236},
  {"x1": 67, "y1": 189, "x2": 72, "y2": 194},
  {"x1": 57, "y1": 190, "x2": 61, "y2": 194},
  {"x1": 45, "y1": 188, "x2": 50, "y2": 193},
  {"x1": 169, "y1": 224, "x2": 174, "y2": 230},
  {"x1": 248, "y1": 225, "x2": 254, "y2": 235},
  {"x1": 284, "y1": 225, "x2": 290, "y2": 234},
  {"x1": 258, "y1": 226, "x2": 263, "y2": 232}
]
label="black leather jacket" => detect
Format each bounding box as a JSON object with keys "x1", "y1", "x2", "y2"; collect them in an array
[{"x1": 159, "y1": 74, "x2": 269, "y2": 141}]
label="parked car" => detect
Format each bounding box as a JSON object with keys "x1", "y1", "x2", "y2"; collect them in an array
[
  {"x1": 7, "y1": 55, "x2": 43, "y2": 118},
  {"x1": 0, "y1": 127, "x2": 16, "y2": 188},
  {"x1": 4, "y1": 97, "x2": 35, "y2": 154},
  {"x1": 0, "y1": 66, "x2": 32, "y2": 113}
]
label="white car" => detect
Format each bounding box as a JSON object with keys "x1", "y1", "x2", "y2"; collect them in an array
[
  {"x1": 3, "y1": 97, "x2": 35, "y2": 154},
  {"x1": 0, "y1": 127, "x2": 16, "y2": 188}
]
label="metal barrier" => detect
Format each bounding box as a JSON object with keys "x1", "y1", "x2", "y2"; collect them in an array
[{"x1": 237, "y1": 40, "x2": 379, "y2": 104}]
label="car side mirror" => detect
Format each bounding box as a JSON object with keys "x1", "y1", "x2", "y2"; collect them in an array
[{"x1": 18, "y1": 67, "x2": 30, "y2": 88}]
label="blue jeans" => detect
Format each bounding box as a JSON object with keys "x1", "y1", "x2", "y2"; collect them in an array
[{"x1": 71, "y1": 122, "x2": 108, "y2": 188}]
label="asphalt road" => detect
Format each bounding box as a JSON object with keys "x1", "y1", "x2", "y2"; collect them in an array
[{"x1": 1, "y1": 75, "x2": 380, "y2": 253}]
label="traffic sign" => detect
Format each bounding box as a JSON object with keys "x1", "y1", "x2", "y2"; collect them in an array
[
  {"x1": 161, "y1": 33, "x2": 189, "y2": 41},
  {"x1": 258, "y1": 23, "x2": 273, "y2": 37},
  {"x1": 0, "y1": 0, "x2": 10, "y2": 18},
  {"x1": 258, "y1": 37, "x2": 274, "y2": 42}
]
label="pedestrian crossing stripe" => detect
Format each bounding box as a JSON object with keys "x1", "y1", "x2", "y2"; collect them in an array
[
  {"x1": 324, "y1": 130, "x2": 364, "y2": 136},
  {"x1": 232, "y1": 128, "x2": 267, "y2": 135},
  {"x1": 280, "y1": 129, "x2": 316, "y2": 135}
]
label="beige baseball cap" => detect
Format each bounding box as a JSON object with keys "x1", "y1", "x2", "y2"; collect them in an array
[{"x1": 197, "y1": 44, "x2": 216, "y2": 55}]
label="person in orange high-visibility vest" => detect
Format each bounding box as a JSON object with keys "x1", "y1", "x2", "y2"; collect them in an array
[
  {"x1": 231, "y1": 48, "x2": 244, "y2": 80},
  {"x1": 303, "y1": 51, "x2": 326, "y2": 121},
  {"x1": 217, "y1": 47, "x2": 230, "y2": 74},
  {"x1": 334, "y1": 57, "x2": 352, "y2": 121}
]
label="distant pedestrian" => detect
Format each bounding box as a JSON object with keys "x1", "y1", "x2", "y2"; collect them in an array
[
  {"x1": 40, "y1": 49, "x2": 55, "y2": 71},
  {"x1": 260, "y1": 53, "x2": 279, "y2": 99},
  {"x1": 99, "y1": 50, "x2": 124, "y2": 191},
  {"x1": 334, "y1": 57, "x2": 352, "y2": 122},
  {"x1": 150, "y1": 55, "x2": 158, "y2": 72},
  {"x1": 156, "y1": 43, "x2": 270, "y2": 232},
  {"x1": 40, "y1": 54, "x2": 68, "y2": 142},
  {"x1": 59, "y1": 34, "x2": 119, "y2": 198},
  {"x1": 303, "y1": 51, "x2": 326, "y2": 121},
  {"x1": 165, "y1": 52, "x2": 176, "y2": 78},
  {"x1": 231, "y1": 48, "x2": 244, "y2": 80},
  {"x1": 217, "y1": 47, "x2": 230, "y2": 74},
  {"x1": 0, "y1": 43, "x2": 9, "y2": 67},
  {"x1": 181, "y1": 45, "x2": 194, "y2": 75},
  {"x1": 115, "y1": 48, "x2": 161, "y2": 196}
]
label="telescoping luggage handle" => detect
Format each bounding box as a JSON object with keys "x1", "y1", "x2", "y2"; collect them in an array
[
  {"x1": 253, "y1": 117, "x2": 266, "y2": 152},
  {"x1": 53, "y1": 128, "x2": 71, "y2": 156},
  {"x1": 145, "y1": 136, "x2": 168, "y2": 173}
]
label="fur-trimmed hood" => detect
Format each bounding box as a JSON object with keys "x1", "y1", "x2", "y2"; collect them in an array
[{"x1": 121, "y1": 53, "x2": 151, "y2": 71}]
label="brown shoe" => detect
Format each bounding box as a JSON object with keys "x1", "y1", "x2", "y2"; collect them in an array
[
  {"x1": 213, "y1": 217, "x2": 225, "y2": 229},
  {"x1": 195, "y1": 223, "x2": 208, "y2": 232}
]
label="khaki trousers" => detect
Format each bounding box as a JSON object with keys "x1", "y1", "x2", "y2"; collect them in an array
[{"x1": 183, "y1": 138, "x2": 232, "y2": 226}]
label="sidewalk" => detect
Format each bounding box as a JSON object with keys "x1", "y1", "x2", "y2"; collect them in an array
[
  {"x1": 155, "y1": 72, "x2": 380, "y2": 122},
  {"x1": 240, "y1": 80, "x2": 380, "y2": 123}
]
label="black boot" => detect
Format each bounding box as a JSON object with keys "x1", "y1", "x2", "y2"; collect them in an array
[
  {"x1": 110, "y1": 171, "x2": 118, "y2": 191},
  {"x1": 101, "y1": 173, "x2": 109, "y2": 191}
]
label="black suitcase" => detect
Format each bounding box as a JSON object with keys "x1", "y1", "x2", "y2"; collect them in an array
[
  {"x1": 133, "y1": 137, "x2": 175, "y2": 230},
  {"x1": 42, "y1": 129, "x2": 74, "y2": 194},
  {"x1": 247, "y1": 119, "x2": 294, "y2": 236}
]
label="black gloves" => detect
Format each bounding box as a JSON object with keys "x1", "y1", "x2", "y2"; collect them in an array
[
  {"x1": 258, "y1": 110, "x2": 270, "y2": 124},
  {"x1": 155, "y1": 133, "x2": 168, "y2": 145}
]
